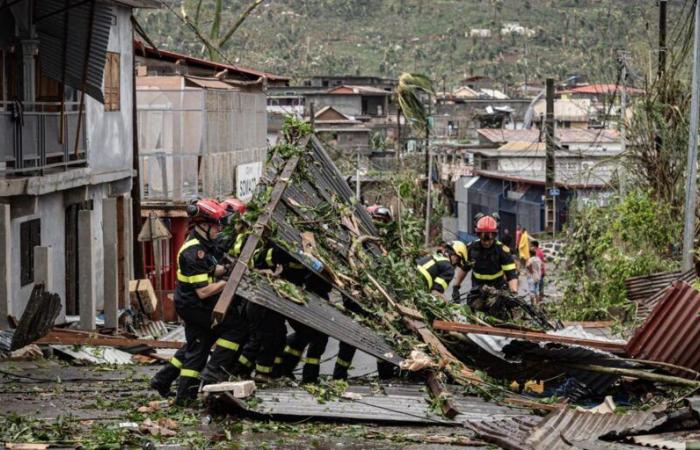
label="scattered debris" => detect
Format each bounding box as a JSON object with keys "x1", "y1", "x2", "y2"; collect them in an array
[
  {"x1": 129, "y1": 279, "x2": 158, "y2": 316},
  {"x1": 7, "y1": 345, "x2": 43, "y2": 361},
  {"x1": 137, "y1": 400, "x2": 170, "y2": 413},
  {"x1": 10, "y1": 284, "x2": 61, "y2": 351},
  {"x1": 139, "y1": 417, "x2": 179, "y2": 437},
  {"x1": 51, "y1": 345, "x2": 135, "y2": 365}
]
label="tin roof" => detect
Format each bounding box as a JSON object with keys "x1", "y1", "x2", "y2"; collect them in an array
[
  {"x1": 625, "y1": 269, "x2": 693, "y2": 303},
  {"x1": 134, "y1": 40, "x2": 290, "y2": 82},
  {"x1": 326, "y1": 85, "x2": 391, "y2": 96},
  {"x1": 477, "y1": 128, "x2": 620, "y2": 145},
  {"x1": 527, "y1": 406, "x2": 668, "y2": 450},
  {"x1": 475, "y1": 170, "x2": 609, "y2": 190},
  {"x1": 626, "y1": 281, "x2": 700, "y2": 374},
  {"x1": 560, "y1": 84, "x2": 644, "y2": 96}
]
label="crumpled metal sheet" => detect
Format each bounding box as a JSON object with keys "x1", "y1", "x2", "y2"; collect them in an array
[
  {"x1": 466, "y1": 415, "x2": 541, "y2": 450},
  {"x1": 159, "y1": 326, "x2": 186, "y2": 343},
  {"x1": 52, "y1": 345, "x2": 134, "y2": 365},
  {"x1": 626, "y1": 430, "x2": 700, "y2": 449},
  {"x1": 238, "y1": 277, "x2": 403, "y2": 365},
  {"x1": 11, "y1": 284, "x2": 61, "y2": 350},
  {"x1": 526, "y1": 406, "x2": 669, "y2": 450},
  {"x1": 133, "y1": 320, "x2": 169, "y2": 339},
  {"x1": 0, "y1": 330, "x2": 14, "y2": 352},
  {"x1": 227, "y1": 383, "x2": 531, "y2": 425},
  {"x1": 625, "y1": 269, "x2": 695, "y2": 302},
  {"x1": 626, "y1": 281, "x2": 700, "y2": 374}
]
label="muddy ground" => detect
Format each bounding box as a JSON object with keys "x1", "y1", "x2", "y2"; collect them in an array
[{"x1": 0, "y1": 359, "x2": 486, "y2": 449}]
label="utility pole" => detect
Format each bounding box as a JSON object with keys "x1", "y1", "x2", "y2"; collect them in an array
[
  {"x1": 681, "y1": 0, "x2": 700, "y2": 271},
  {"x1": 658, "y1": 0, "x2": 667, "y2": 78},
  {"x1": 424, "y1": 94, "x2": 432, "y2": 246},
  {"x1": 619, "y1": 52, "x2": 628, "y2": 195},
  {"x1": 544, "y1": 78, "x2": 556, "y2": 236},
  {"x1": 309, "y1": 101, "x2": 315, "y2": 130},
  {"x1": 356, "y1": 148, "x2": 361, "y2": 202}
]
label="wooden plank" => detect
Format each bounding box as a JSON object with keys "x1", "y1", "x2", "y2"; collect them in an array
[
  {"x1": 36, "y1": 329, "x2": 182, "y2": 349},
  {"x1": 432, "y1": 321, "x2": 627, "y2": 354},
  {"x1": 561, "y1": 321, "x2": 615, "y2": 328},
  {"x1": 212, "y1": 153, "x2": 302, "y2": 325},
  {"x1": 426, "y1": 372, "x2": 459, "y2": 419}
]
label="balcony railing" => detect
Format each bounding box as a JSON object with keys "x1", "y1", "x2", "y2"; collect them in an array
[{"x1": 0, "y1": 101, "x2": 87, "y2": 176}]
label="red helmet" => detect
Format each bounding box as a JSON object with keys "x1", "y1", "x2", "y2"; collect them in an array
[
  {"x1": 222, "y1": 198, "x2": 247, "y2": 215},
  {"x1": 475, "y1": 215, "x2": 498, "y2": 233},
  {"x1": 186, "y1": 199, "x2": 228, "y2": 224}
]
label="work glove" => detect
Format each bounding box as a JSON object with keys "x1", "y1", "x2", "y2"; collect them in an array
[{"x1": 451, "y1": 286, "x2": 462, "y2": 302}]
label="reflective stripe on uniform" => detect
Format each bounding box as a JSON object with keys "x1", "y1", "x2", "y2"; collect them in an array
[
  {"x1": 176, "y1": 238, "x2": 213, "y2": 284},
  {"x1": 335, "y1": 358, "x2": 351, "y2": 368},
  {"x1": 265, "y1": 248, "x2": 274, "y2": 267},
  {"x1": 304, "y1": 357, "x2": 320, "y2": 365},
  {"x1": 169, "y1": 357, "x2": 183, "y2": 369},
  {"x1": 284, "y1": 346, "x2": 302, "y2": 357},
  {"x1": 215, "y1": 338, "x2": 240, "y2": 352},
  {"x1": 417, "y1": 264, "x2": 434, "y2": 290},
  {"x1": 238, "y1": 355, "x2": 252, "y2": 367},
  {"x1": 474, "y1": 270, "x2": 504, "y2": 281},
  {"x1": 501, "y1": 263, "x2": 516, "y2": 271},
  {"x1": 434, "y1": 277, "x2": 448, "y2": 291},
  {"x1": 180, "y1": 368, "x2": 200, "y2": 378},
  {"x1": 274, "y1": 357, "x2": 283, "y2": 364},
  {"x1": 288, "y1": 262, "x2": 304, "y2": 269},
  {"x1": 256, "y1": 364, "x2": 272, "y2": 374},
  {"x1": 230, "y1": 233, "x2": 247, "y2": 258}
]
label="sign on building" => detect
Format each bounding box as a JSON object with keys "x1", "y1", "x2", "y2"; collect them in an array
[{"x1": 236, "y1": 162, "x2": 263, "y2": 202}]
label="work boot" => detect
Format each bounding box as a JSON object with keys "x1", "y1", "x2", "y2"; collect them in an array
[
  {"x1": 301, "y1": 363, "x2": 320, "y2": 384},
  {"x1": 377, "y1": 360, "x2": 397, "y2": 380},
  {"x1": 150, "y1": 364, "x2": 180, "y2": 398},
  {"x1": 253, "y1": 373, "x2": 273, "y2": 384},
  {"x1": 332, "y1": 364, "x2": 349, "y2": 380},
  {"x1": 175, "y1": 376, "x2": 200, "y2": 407},
  {"x1": 200, "y1": 366, "x2": 228, "y2": 387},
  {"x1": 279, "y1": 351, "x2": 302, "y2": 378}
]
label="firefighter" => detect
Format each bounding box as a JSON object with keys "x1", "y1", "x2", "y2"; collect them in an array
[
  {"x1": 415, "y1": 241, "x2": 467, "y2": 298},
  {"x1": 200, "y1": 198, "x2": 251, "y2": 386},
  {"x1": 366, "y1": 204, "x2": 392, "y2": 224},
  {"x1": 150, "y1": 199, "x2": 230, "y2": 405},
  {"x1": 458, "y1": 215, "x2": 519, "y2": 308}
]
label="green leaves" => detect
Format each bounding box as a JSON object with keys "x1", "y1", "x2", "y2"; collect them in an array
[{"x1": 396, "y1": 73, "x2": 435, "y2": 139}]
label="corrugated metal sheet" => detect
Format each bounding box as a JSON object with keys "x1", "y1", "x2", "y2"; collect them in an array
[
  {"x1": 228, "y1": 383, "x2": 530, "y2": 425},
  {"x1": 466, "y1": 416, "x2": 541, "y2": 450},
  {"x1": 52, "y1": 345, "x2": 134, "y2": 365},
  {"x1": 686, "y1": 396, "x2": 700, "y2": 418},
  {"x1": 627, "y1": 430, "x2": 700, "y2": 449},
  {"x1": 0, "y1": 330, "x2": 14, "y2": 352},
  {"x1": 625, "y1": 269, "x2": 695, "y2": 303},
  {"x1": 159, "y1": 326, "x2": 185, "y2": 343},
  {"x1": 11, "y1": 284, "x2": 61, "y2": 351},
  {"x1": 36, "y1": 0, "x2": 112, "y2": 103},
  {"x1": 626, "y1": 281, "x2": 700, "y2": 374},
  {"x1": 238, "y1": 277, "x2": 402, "y2": 365},
  {"x1": 527, "y1": 407, "x2": 668, "y2": 450},
  {"x1": 133, "y1": 320, "x2": 169, "y2": 339}
]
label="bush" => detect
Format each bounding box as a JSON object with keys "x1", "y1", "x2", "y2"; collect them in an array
[{"x1": 553, "y1": 191, "x2": 681, "y2": 322}]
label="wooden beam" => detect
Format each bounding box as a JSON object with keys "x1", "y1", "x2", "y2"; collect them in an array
[
  {"x1": 212, "y1": 153, "x2": 302, "y2": 325},
  {"x1": 426, "y1": 372, "x2": 459, "y2": 419},
  {"x1": 36, "y1": 329, "x2": 182, "y2": 349},
  {"x1": 432, "y1": 321, "x2": 627, "y2": 354}
]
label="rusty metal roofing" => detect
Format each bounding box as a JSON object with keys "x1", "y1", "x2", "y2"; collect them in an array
[
  {"x1": 526, "y1": 407, "x2": 668, "y2": 450},
  {"x1": 627, "y1": 430, "x2": 700, "y2": 448},
  {"x1": 626, "y1": 281, "x2": 700, "y2": 374},
  {"x1": 625, "y1": 269, "x2": 695, "y2": 303},
  {"x1": 237, "y1": 277, "x2": 402, "y2": 366},
  {"x1": 466, "y1": 415, "x2": 541, "y2": 450},
  {"x1": 226, "y1": 383, "x2": 531, "y2": 425}
]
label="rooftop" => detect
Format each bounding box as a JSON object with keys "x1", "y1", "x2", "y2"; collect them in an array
[
  {"x1": 477, "y1": 128, "x2": 620, "y2": 144},
  {"x1": 560, "y1": 84, "x2": 645, "y2": 96},
  {"x1": 326, "y1": 85, "x2": 392, "y2": 96}
]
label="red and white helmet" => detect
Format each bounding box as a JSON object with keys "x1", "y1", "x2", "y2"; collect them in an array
[
  {"x1": 475, "y1": 215, "x2": 498, "y2": 233},
  {"x1": 221, "y1": 198, "x2": 247, "y2": 215},
  {"x1": 186, "y1": 199, "x2": 228, "y2": 225}
]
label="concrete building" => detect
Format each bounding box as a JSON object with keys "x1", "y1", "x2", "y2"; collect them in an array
[{"x1": 0, "y1": 0, "x2": 158, "y2": 329}]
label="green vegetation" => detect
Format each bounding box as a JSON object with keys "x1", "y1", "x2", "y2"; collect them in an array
[
  {"x1": 553, "y1": 190, "x2": 681, "y2": 322},
  {"x1": 137, "y1": 0, "x2": 677, "y2": 87}
]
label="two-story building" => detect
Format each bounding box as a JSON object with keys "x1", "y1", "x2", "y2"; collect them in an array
[{"x1": 0, "y1": 0, "x2": 157, "y2": 330}]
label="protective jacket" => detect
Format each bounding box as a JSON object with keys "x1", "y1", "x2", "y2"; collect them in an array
[
  {"x1": 174, "y1": 233, "x2": 219, "y2": 310},
  {"x1": 416, "y1": 253, "x2": 455, "y2": 293},
  {"x1": 467, "y1": 240, "x2": 517, "y2": 288}
]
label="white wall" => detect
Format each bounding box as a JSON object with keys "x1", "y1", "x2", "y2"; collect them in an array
[{"x1": 85, "y1": 5, "x2": 134, "y2": 174}]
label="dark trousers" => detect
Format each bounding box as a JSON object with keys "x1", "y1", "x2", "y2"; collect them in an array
[
  {"x1": 202, "y1": 298, "x2": 249, "y2": 381},
  {"x1": 175, "y1": 304, "x2": 218, "y2": 403},
  {"x1": 333, "y1": 342, "x2": 396, "y2": 380},
  {"x1": 280, "y1": 320, "x2": 329, "y2": 382},
  {"x1": 236, "y1": 302, "x2": 286, "y2": 377}
]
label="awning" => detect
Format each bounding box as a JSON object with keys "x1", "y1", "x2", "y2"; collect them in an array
[{"x1": 35, "y1": 0, "x2": 113, "y2": 103}]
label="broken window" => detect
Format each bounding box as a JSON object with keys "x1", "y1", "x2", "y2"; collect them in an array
[
  {"x1": 103, "y1": 52, "x2": 120, "y2": 111},
  {"x1": 20, "y1": 219, "x2": 41, "y2": 287}
]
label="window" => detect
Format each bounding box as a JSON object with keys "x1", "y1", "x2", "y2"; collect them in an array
[
  {"x1": 103, "y1": 52, "x2": 120, "y2": 111},
  {"x1": 20, "y1": 219, "x2": 41, "y2": 286}
]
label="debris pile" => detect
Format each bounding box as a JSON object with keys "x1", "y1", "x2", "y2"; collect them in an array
[{"x1": 2, "y1": 127, "x2": 700, "y2": 448}]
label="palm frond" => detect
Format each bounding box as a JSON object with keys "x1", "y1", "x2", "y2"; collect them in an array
[{"x1": 396, "y1": 73, "x2": 434, "y2": 138}]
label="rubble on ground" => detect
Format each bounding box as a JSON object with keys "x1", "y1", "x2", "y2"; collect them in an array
[{"x1": 2, "y1": 130, "x2": 700, "y2": 449}]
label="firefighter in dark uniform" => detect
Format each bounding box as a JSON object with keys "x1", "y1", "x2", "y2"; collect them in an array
[
  {"x1": 332, "y1": 205, "x2": 397, "y2": 381},
  {"x1": 415, "y1": 240, "x2": 467, "y2": 298},
  {"x1": 150, "y1": 199, "x2": 230, "y2": 405},
  {"x1": 199, "y1": 198, "x2": 251, "y2": 386},
  {"x1": 455, "y1": 215, "x2": 518, "y2": 308}
]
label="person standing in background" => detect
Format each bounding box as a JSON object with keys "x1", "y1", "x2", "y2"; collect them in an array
[{"x1": 533, "y1": 240, "x2": 546, "y2": 303}]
